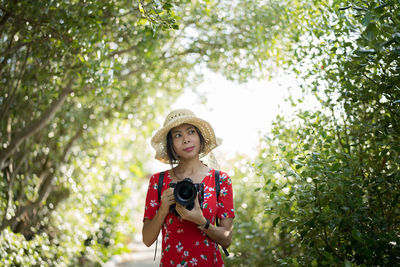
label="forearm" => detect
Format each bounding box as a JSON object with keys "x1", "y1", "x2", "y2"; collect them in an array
[{"x1": 142, "y1": 209, "x2": 168, "y2": 247}]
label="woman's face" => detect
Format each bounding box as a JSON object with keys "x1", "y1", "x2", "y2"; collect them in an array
[{"x1": 170, "y1": 123, "x2": 201, "y2": 160}]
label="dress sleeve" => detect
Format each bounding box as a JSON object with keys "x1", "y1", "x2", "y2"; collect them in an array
[
  {"x1": 216, "y1": 171, "x2": 235, "y2": 219},
  {"x1": 143, "y1": 173, "x2": 161, "y2": 221}
]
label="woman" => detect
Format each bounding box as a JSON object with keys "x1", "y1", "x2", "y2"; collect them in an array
[{"x1": 142, "y1": 109, "x2": 235, "y2": 267}]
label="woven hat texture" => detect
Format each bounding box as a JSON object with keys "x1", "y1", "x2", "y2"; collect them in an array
[{"x1": 151, "y1": 109, "x2": 220, "y2": 163}]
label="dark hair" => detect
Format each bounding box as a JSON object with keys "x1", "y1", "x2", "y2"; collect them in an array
[{"x1": 166, "y1": 125, "x2": 205, "y2": 165}]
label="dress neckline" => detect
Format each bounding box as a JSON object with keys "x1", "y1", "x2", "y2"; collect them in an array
[{"x1": 167, "y1": 168, "x2": 213, "y2": 184}]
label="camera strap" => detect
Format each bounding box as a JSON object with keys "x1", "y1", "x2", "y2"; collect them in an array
[
  {"x1": 153, "y1": 171, "x2": 165, "y2": 261},
  {"x1": 215, "y1": 170, "x2": 230, "y2": 257},
  {"x1": 157, "y1": 171, "x2": 165, "y2": 204}
]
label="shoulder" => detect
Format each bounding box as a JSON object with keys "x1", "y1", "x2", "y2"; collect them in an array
[
  {"x1": 213, "y1": 170, "x2": 232, "y2": 186},
  {"x1": 213, "y1": 169, "x2": 230, "y2": 178},
  {"x1": 151, "y1": 169, "x2": 170, "y2": 176},
  {"x1": 149, "y1": 170, "x2": 171, "y2": 183}
]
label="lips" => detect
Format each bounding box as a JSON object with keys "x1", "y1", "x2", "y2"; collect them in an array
[{"x1": 183, "y1": 146, "x2": 195, "y2": 152}]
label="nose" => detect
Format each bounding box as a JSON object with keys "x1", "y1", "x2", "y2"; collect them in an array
[{"x1": 183, "y1": 134, "x2": 190, "y2": 144}]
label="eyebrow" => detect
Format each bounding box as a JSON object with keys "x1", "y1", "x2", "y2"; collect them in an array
[{"x1": 171, "y1": 126, "x2": 195, "y2": 134}]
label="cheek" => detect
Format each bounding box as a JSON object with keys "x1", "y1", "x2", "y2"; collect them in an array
[
  {"x1": 195, "y1": 137, "x2": 203, "y2": 151},
  {"x1": 193, "y1": 135, "x2": 200, "y2": 145},
  {"x1": 171, "y1": 140, "x2": 180, "y2": 154},
  {"x1": 172, "y1": 141, "x2": 179, "y2": 151}
]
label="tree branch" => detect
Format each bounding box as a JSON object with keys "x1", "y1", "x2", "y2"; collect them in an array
[
  {"x1": 1, "y1": 157, "x2": 25, "y2": 227},
  {"x1": 314, "y1": 181, "x2": 344, "y2": 262},
  {"x1": 0, "y1": 78, "x2": 74, "y2": 170},
  {"x1": 109, "y1": 45, "x2": 139, "y2": 57},
  {"x1": 0, "y1": 126, "x2": 83, "y2": 232},
  {"x1": 0, "y1": 44, "x2": 31, "y2": 123},
  {"x1": 0, "y1": 9, "x2": 11, "y2": 38}
]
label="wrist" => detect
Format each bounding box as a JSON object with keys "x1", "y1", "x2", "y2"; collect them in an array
[
  {"x1": 159, "y1": 205, "x2": 169, "y2": 216},
  {"x1": 198, "y1": 218, "x2": 210, "y2": 229}
]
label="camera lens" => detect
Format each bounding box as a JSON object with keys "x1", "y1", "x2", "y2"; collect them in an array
[
  {"x1": 179, "y1": 186, "x2": 193, "y2": 200},
  {"x1": 174, "y1": 180, "x2": 197, "y2": 206}
]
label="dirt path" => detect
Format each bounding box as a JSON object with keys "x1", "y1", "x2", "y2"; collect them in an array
[{"x1": 104, "y1": 237, "x2": 161, "y2": 267}]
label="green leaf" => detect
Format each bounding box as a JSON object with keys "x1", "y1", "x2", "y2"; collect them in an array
[
  {"x1": 273, "y1": 217, "x2": 280, "y2": 227},
  {"x1": 351, "y1": 229, "x2": 363, "y2": 242},
  {"x1": 361, "y1": 12, "x2": 373, "y2": 27},
  {"x1": 311, "y1": 259, "x2": 318, "y2": 267},
  {"x1": 338, "y1": 6, "x2": 351, "y2": 11}
]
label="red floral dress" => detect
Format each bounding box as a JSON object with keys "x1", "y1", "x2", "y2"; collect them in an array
[{"x1": 143, "y1": 169, "x2": 235, "y2": 267}]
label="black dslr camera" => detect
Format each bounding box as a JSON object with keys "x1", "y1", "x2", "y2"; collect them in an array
[{"x1": 169, "y1": 178, "x2": 204, "y2": 217}]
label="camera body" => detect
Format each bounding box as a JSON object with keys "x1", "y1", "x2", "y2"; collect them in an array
[{"x1": 169, "y1": 178, "x2": 204, "y2": 216}]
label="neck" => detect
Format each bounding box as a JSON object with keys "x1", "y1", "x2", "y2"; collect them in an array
[{"x1": 174, "y1": 158, "x2": 204, "y2": 176}]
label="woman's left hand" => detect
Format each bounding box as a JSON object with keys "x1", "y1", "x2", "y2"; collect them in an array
[{"x1": 175, "y1": 197, "x2": 206, "y2": 225}]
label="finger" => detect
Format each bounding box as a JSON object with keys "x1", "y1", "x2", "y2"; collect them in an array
[
  {"x1": 176, "y1": 203, "x2": 185, "y2": 210},
  {"x1": 162, "y1": 190, "x2": 175, "y2": 200},
  {"x1": 162, "y1": 194, "x2": 173, "y2": 201},
  {"x1": 162, "y1": 188, "x2": 173, "y2": 198},
  {"x1": 176, "y1": 204, "x2": 187, "y2": 213},
  {"x1": 175, "y1": 206, "x2": 184, "y2": 217},
  {"x1": 193, "y1": 197, "x2": 202, "y2": 210}
]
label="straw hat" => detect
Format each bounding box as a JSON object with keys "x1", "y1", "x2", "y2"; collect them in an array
[{"x1": 151, "y1": 109, "x2": 220, "y2": 164}]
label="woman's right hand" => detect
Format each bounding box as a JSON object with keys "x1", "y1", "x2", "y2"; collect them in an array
[{"x1": 160, "y1": 188, "x2": 175, "y2": 214}]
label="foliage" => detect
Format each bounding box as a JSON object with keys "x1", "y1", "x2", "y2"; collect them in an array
[
  {"x1": 2, "y1": 0, "x2": 398, "y2": 265},
  {"x1": 222, "y1": 155, "x2": 299, "y2": 267},
  {"x1": 1, "y1": 228, "x2": 70, "y2": 266},
  {"x1": 250, "y1": 0, "x2": 400, "y2": 266},
  {"x1": 167, "y1": 0, "x2": 297, "y2": 81},
  {"x1": 0, "y1": 0, "x2": 297, "y2": 265}
]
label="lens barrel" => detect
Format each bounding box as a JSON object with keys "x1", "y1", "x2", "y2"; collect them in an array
[
  {"x1": 174, "y1": 178, "x2": 197, "y2": 207},
  {"x1": 169, "y1": 178, "x2": 199, "y2": 215}
]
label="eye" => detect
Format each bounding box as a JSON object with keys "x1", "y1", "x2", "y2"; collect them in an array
[
  {"x1": 188, "y1": 129, "x2": 196, "y2": 135},
  {"x1": 174, "y1": 133, "x2": 181, "y2": 138}
]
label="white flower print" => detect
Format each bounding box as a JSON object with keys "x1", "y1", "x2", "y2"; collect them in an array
[
  {"x1": 205, "y1": 186, "x2": 215, "y2": 192},
  {"x1": 221, "y1": 187, "x2": 228, "y2": 196},
  {"x1": 184, "y1": 251, "x2": 189, "y2": 257},
  {"x1": 220, "y1": 173, "x2": 227, "y2": 181},
  {"x1": 189, "y1": 258, "x2": 198, "y2": 266},
  {"x1": 176, "y1": 241, "x2": 183, "y2": 253},
  {"x1": 163, "y1": 229, "x2": 170, "y2": 243},
  {"x1": 150, "y1": 199, "x2": 157, "y2": 207}
]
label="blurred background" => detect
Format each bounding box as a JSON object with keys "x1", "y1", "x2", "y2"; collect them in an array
[{"x1": 1, "y1": 0, "x2": 399, "y2": 266}]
